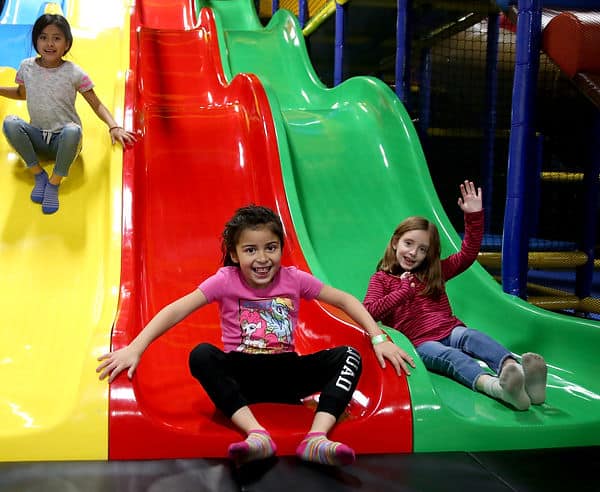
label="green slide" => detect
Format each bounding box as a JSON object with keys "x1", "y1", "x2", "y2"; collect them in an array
[{"x1": 197, "y1": 0, "x2": 600, "y2": 451}]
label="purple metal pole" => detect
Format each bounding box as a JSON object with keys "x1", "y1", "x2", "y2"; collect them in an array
[
  {"x1": 482, "y1": 12, "x2": 499, "y2": 234},
  {"x1": 395, "y1": 0, "x2": 409, "y2": 103},
  {"x1": 418, "y1": 48, "x2": 431, "y2": 141},
  {"x1": 576, "y1": 114, "x2": 600, "y2": 299}
]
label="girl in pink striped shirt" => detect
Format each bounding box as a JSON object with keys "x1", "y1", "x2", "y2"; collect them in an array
[{"x1": 363, "y1": 181, "x2": 547, "y2": 410}]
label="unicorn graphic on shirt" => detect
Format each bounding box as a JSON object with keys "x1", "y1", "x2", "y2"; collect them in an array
[{"x1": 259, "y1": 297, "x2": 294, "y2": 346}]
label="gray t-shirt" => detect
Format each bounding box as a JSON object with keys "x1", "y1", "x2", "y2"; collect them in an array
[{"x1": 15, "y1": 57, "x2": 94, "y2": 132}]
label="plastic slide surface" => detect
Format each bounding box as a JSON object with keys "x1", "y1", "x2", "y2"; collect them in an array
[
  {"x1": 107, "y1": 0, "x2": 411, "y2": 459},
  {"x1": 198, "y1": 0, "x2": 600, "y2": 451},
  {"x1": 0, "y1": 0, "x2": 130, "y2": 460}
]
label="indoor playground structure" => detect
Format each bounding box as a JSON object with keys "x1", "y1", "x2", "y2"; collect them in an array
[{"x1": 0, "y1": 0, "x2": 599, "y2": 468}]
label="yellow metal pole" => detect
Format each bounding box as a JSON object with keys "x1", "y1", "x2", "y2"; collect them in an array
[{"x1": 303, "y1": 0, "x2": 351, "y2": 37}]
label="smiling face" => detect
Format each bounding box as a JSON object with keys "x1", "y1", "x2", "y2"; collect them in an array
[
  {"x1": 36, "y1": 24, "x2": 70, "y2": 67},
  {"x1": 229, "y1": 225, "x2": 282, "y2": 289},
  {"x1": 393, "y1": 229, "x2": 430, "y2": 271}
]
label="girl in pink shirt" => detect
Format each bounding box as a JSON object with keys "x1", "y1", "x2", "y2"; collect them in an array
[
  {"x1": 363, "y1": 181, "x2": 548, "y2": 411},
  {"x1": 97, "y1": 205, "x2": 415, "y2": 466}
]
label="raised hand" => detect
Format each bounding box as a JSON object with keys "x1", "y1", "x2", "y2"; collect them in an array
[
  {"x1": 457, "y1": 180, "x2": 482, "y2": 213},
  {"x1": 400, "y1": 271, "x2": 416, "y2": 289}
]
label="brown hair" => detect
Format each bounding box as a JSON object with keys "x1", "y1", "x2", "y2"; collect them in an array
[
  {"x1": 221, "y1": 205, "x2": 284, "y2": 267},
  {"x1": 32, "y1": 14, "x2": 73, "y2": 55},
  {"x1": 376, "y1": 216, "x2": 444, "y2": 298}
]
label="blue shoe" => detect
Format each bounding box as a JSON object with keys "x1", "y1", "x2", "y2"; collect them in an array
[
  {"x1": 42, "y1": 182, "x2": 59, "y2": 214},
  {"x1": 31, "y1": 170, "x2": 48, "y2": 204}
]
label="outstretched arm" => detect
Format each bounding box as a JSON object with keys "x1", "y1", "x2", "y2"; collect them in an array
[
  {"x1": 318, "y1": 285, "x2": 415, "y2": 376},
  {"x1": 96, "y1": 289, "x2": 208, "y2": 382},
  {"x1": 0, "y1": 84, "x2": 26, "y2": 100},
  {"x1": 81, "y1": 88, "x2": 137, "y2": 147}
]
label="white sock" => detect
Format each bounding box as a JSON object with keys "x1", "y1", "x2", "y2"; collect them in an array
[
  {"x1": 482, "y1": 365, "x2": 530, "y2": 411},
  {"x1": 522, "y1": 353, "x2": 547, "y2": 404}
]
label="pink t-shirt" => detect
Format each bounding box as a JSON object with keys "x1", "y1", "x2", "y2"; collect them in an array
[{"x1": 198, "y1": 266, "x2": 324, "y2": 354}]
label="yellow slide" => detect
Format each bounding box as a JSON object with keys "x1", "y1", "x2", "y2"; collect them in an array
[{"x1": 0, "y1": 0, "x2": 130, "y2": 461}]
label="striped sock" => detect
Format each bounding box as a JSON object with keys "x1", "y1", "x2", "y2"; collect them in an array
[
  {"x1": 31, "y1": 169, "x2": 48, "y2": 204},
  {"x1": 42, "y1": 182, "x2": 60, "y2": 214},
  {"x1": 296, "y1": 432, "x2": 355, "y2": 466},
  {"x1": 227, "y1": 430, "x2": 277, "y2": 465}
]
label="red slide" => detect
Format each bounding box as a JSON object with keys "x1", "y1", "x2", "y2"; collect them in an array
[{"x1": 108, "y1": 0, "x2": 412, "y2": 459}]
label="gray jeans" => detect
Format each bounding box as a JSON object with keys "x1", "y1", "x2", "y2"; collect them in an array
[{"x1": 2, "y1": 115, "x2": 82, "y2": 177}]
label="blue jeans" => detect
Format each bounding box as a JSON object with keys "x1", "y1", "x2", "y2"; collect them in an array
[
  {"x1": 2, "y1": 115, "x2": 81, "y2": 177},
  {"x1": 416, "y1": 326, "x2": 513, "y2": 390}
]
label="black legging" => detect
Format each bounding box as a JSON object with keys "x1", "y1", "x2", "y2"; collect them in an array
[{"x1": 189, "y1": 343, "x2": 362, "y2": 419}]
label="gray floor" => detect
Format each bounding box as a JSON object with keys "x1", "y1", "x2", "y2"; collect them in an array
[{"x1": 1, "y1": 447, "x2": 598, "y2": 492}]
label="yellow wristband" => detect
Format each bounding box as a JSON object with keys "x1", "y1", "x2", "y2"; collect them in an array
[{"x1": 371, "y1": 334, "x2": 389, "y2": 346}]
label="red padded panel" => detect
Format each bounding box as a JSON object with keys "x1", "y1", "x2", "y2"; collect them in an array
[{"x1": 543, "y1": 11, "x2": 600, "y2": 78}]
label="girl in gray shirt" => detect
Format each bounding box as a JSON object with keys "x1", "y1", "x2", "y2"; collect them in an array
[{"x1": 0, "y1": 13, "x2": 136, "y2": 214}]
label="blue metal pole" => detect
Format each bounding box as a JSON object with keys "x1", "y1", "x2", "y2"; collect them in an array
[
  {"x1": 501, "y1": 0, "x2": 542, "y2": 297},
  {"x1": 334, "y1": 1, "x2": 347, "y2": 86},
  {"x1": 482, "y1": 12, "x2": 499, "y2": 234},
  {"x1": 298, "y1": 0, "x2": 308, "y2": 27},
  {"x1": 272, "y1": 0, "x2": 279, "y2": 16},
  {"x1": 395, "y1": 0, "x2": 409, "y2": 103}
]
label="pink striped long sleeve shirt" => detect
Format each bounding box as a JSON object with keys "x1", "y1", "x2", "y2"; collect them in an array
[{"x1": 363, "y1": 210, "x2": 484, "y2": 347}]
